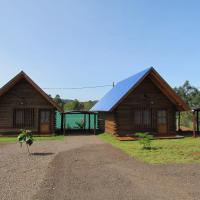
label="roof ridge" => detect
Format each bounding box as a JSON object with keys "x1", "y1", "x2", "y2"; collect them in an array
[
  {"x1": 91, "y1": 67, "x2": 152, "y2": 111},
  {"x1": 116, "y1": 67, "x2": 153, "y2": 85}
]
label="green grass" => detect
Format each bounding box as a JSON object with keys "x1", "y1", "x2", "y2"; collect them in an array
[
  {"x1": 0, "y1": 135, "x2": 64, "y2": 142},
  {"x1": 98, "y1": 133, "x2": 200, "y2": 164}
]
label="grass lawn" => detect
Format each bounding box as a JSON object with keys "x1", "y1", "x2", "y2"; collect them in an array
[
  {"x1": 98, "y1": 133, "x2": 200, "y2": 164},
  {"x1": 0, "y1": 135, "x2": 64, "y2": 142}
]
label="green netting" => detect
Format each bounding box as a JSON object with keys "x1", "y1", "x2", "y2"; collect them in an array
[
  {"x1": 56, "y1": 112, "x2": 98, "y2": 129},
  {"x1": 56, "y1": 112, "x2": 62, "y2": 129}
]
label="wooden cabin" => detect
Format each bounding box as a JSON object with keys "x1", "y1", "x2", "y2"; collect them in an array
[
  {"x1": 91, "y1": 67, "x2": 190, "y2": 136},
  {"x1": 0, "y1": 71, "x2": 62, "y2": 135}
]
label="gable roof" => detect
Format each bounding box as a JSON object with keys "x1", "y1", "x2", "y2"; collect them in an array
[
  {"x1": 90, "y1": 67, "x2": 190, "y2": 112},
  {"x1": 0, "y1": 71, "x2": 63, "y2": 112}
]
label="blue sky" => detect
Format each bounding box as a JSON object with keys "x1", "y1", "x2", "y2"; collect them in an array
[{"x1": 0, "y1": 0, "x2": 200, "y2": 101}]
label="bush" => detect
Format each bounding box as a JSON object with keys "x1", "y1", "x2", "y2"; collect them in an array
[
  {"x1": 135, "y1": 132, "x2": 153, "y2": 150},
  {"x1": 18, "y1": 129, "x2": 34, "y2": 155}
]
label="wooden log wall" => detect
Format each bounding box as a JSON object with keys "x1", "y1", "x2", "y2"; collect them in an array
[
  {"x1": 104, "y1": 112, "x2": 117, "y2": 135},
  {"x1": 98, "y1": 112, "x2": 105, "y2": 132},
  {"x1": 0, "y1": 79, "x2": 55, "y2": 134},
  {"x1": 104, "y1": 76, "x2": 177, "y2": 136}
]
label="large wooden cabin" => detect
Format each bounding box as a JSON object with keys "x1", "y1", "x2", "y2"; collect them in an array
[
  {"x1": 91, "y1": 67, "x2": 190, "y2": 136},
  {"x1": 0, "y1": 71, "x2": 62, "y2": 135}
]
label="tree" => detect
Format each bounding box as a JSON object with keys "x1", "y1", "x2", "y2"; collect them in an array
[
  {"x1": 83, "y1": 100, "x2": 95, "y2": 111},
  {"x1": 64, "y1": 99, "x2": 84, "y2": 111},
  {"x1": 55, "y1": 96, "x2": 96, "y2": 111},
  {"x1": 54, "y1": 94, "x2": 64, "y2": 108},
  {"x1": 174, "y1": 81, "x2": 200, "y2": 129},
  {"x1": 174, "y1": 81, "x2": 200, "y2": 108}
]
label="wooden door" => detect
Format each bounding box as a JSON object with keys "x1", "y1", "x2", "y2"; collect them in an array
[
  {"x1": 157, "y1": 110, "x2": 167, "y2": 134},
  {"x1": 39, "y1": 110, "x2": 51, "y2": 134}
]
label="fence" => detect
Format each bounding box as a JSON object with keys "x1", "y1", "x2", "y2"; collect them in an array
[{"x1": 56, "y1": 112, "x2": 98, "y2": 130}]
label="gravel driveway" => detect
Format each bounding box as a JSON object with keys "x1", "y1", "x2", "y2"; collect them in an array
[
  {"x1": 1, "y1": 135, "x2": 200, "y2": 200},
  {"x1": 0, "y1": 136, "x2": 104, "y2": 200}
]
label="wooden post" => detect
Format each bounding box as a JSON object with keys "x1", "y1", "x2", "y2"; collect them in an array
[
  {"x1": 193, "y1": 111, "x2": 196, "y2": 138},
  {"x1": 89, "y1": 113, "x2": 91, "y2": 132},
  {"x1": 84, "y1": 114, "x2": 86, "y2": 133},
  {"x1": 61, "y1": 113, "x2": 64, "y2": 133},
  {"x1": 94, "y1": 113, "x2": 96, "y2": 135},
  {"x1": 197, "y1": 111, "x2": 199, "y2": 134},
  {"x1": 63, "y1": 114, "x2": 66, "y2": 135},
  {"x1": 178, "y1": 111, "x2": 181, "y2": 131}
]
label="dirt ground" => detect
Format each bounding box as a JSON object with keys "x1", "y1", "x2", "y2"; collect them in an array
[
  {"x1": 1, "y1": 136, "x2": 200, "y2": 200},
  {"x1": 0, "y1": 136, "x2": 104, "y2": 200}
]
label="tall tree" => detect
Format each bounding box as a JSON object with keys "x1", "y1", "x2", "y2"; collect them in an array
[
  {"x1": 174, "y1": 81, "x2": 200, "y2": 108},
  {"x1": 54, "y1": 94, "x2": 64, "y2": 108},
  {"x1": 174, "y1": 81, "x2": 200, "y2": 129}
]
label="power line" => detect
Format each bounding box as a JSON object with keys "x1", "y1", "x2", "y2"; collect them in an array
[{"x1": 43, "y1": 84, "x2": 113, "y2": 90}]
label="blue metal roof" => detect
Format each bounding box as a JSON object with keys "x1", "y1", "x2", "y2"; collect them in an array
[{"x1": 90, "y1": 67, "x2": 152, "y2": 112}]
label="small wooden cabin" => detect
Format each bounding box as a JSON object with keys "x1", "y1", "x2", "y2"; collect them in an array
[
  {"x1": 91, "y1": 67, "x2": 190, "y2": 136},
  {"x1": 0, "y1": 71, "x2": 62, "y2": 135}
]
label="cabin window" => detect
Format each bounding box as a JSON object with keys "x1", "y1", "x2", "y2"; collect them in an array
[
  {"x1": 134, "y1": 110, "x2": 142, "y2": 125},
  {"x1": 158, "y1": 110, "x2": 167, "y2": 124},
  {"x1": 134, "y1": 109, "x2": 151, "y2": 128},
  {"x1": 143, "y1": 110, "x2": 151, "y2": 126},
  {"x1": 13, "y1": 108, "x2": 34, "y2": 128},
  {"x1": 40, "y1": 110, "x2": 50, "y2": 123}
]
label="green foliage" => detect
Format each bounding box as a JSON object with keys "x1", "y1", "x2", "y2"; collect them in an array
[
  {"x1": 135, "y1": 132, "x2": 153, "y2": 150},
  {"x1": 178, "y1": 111, "x2": 193, "y2": 129},
  {"x1": 83, "y1": 100, "x2": 96, "y2": 111},
  {"x1": 75, "y1": 120, "x2": 85, "y2": 129},
  {"x1": 174, "y1": 81, "x2": 200, "y2": 129},
  {"x1": 64, "y1": 99, "x2": 96, "y2": 111},
  {"x1": 63, "y1": 101, "x2": 73, "y2": 111},
  {"x1": 174, "y1": 80, "x2": 200, "y2": 108},
  {"x1": 54, "y1": 94, "x2": 64, "y2": 108},
  {"x1": 64, "y1": 99, "x2": 84, "y2": 111},
  {"x1": 17, "y1": 129, "x2": 34, "y2": 154}
]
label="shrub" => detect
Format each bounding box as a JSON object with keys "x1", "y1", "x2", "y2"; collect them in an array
[
  {"x1": 135, "y1": 132, "x2": 153, "y2": 150},
  {"x1": 18, "y1": 129, "x2": 34, "y2": 155}
]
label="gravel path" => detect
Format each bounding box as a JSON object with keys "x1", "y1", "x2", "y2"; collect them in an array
[
  {"x1": 0, "y1": 136, "x2": 104, "y2": 200},
  {"x1": 1, "y1": 136, "x2": 200, "y2": 200},
  {"x1": 33, "y1": 141, "x2": 200, "y2": 200}
]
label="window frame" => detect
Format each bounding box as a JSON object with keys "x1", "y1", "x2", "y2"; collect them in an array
[
  {"x1": 157, "y1": 110, "x2": 167, "y2": 124},
  {"x1": 134, "y1": 108, "x2": 152, "y2": 128},
  {"x1": 13, "y1": 108, "x2": 35, "y2": 128}
]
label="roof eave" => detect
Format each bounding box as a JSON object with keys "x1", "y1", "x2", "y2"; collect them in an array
[
  {"x1": 0, "y1": 71, "x2": 63, "y2": 112},
  {"x1": 150, "y1": 68, "x2": 191, "y2": 112}
]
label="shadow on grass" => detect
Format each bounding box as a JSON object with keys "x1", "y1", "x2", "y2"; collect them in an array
[
  {"x1": 31, "y1": 152, "x2": 54, "y2": 156},
  {"x1": 151, "y1": 147, "x2": 162, "y2": 150},
  {"x1": 143, "y1": 146, "x2": 163, "y2": 151}
]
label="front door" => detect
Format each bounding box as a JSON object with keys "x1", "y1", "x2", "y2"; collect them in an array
[
  {"x1": 39, "y1": 110, "x2": 51, "y2": 134},
  {"x1": 157, "y1": 110, "x2": 167, "y2": 134}
]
